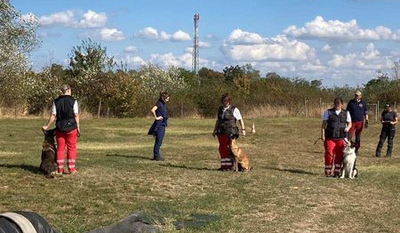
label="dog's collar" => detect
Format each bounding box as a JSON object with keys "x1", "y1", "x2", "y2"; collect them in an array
[{"x1": 43, "y1": 146, "x2": 56, "y2": 153}]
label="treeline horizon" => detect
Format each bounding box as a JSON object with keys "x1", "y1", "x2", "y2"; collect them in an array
[{"x1": 2, "y1": 60, "x2": 400, "y2": 119}]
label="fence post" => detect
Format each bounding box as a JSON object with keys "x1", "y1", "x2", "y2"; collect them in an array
[{"x1": 377, "y1": 101, "x2": 379, "y2": 121}]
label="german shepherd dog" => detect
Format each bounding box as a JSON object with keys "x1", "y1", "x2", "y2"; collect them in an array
[
  {"x1": 229, "y1": 139, "x2": 251, "y2": 172},
  {"x1": 41, "y1": 129, "x2": 57, "y2": 178}
]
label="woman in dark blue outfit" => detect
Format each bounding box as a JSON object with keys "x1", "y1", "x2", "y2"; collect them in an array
[{"x1": 148, "y1": 91, "x2": 170, "y2": 161}]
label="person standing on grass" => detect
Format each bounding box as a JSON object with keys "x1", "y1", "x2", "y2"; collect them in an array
[
  {"x1": 212, "y1": 93, "x2": 246, "y2": 171},
  {"x1": 148, "y1": 91, "x2": 170, "y2": 161},
  {"x1": 42, "y1": 84, "x2": 80, "y2": 175},
  {"x1": 321, "y1": 97, "x2": 352, "y2": 177},
  {"x1": 375, "y1": 104, "x2": 398, "y2": 157},
  {"x1": 346, "y1": 90, "x2": 369, "y2": 155}
]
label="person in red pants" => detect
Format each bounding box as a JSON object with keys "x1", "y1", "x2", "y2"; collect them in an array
[
  {"x1": 42, "y1": 84, "x2": 80, "y2": 175},
  {"x1": 321, "y1": 97, "x2": 352, "y2": 177},
  {"x1": 346, "y1": 90, "x2": 369, "y2": 154},
  {"x1": 212, "y1": 93, "x2": 246, "y2": 171}
]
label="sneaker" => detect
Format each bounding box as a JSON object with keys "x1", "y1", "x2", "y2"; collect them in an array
[{"x1": 67, "y1": 170, "x2": 78, "y2": 175}]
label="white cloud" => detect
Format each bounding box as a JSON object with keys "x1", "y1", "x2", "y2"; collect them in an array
[
  {"x1": 227, "y1": 29, "x2": 264, "y2": 45},
  {"x1": 135, "y1": 27, "x2": 191, "y2": 42},
  {"x1": 284, "y1": 16, "x2": 400, "y2": 41},
  {"x1": 37, "y1": 10, "x2": 106, "y2": 28},
  {"x1": 199, "y1": 41, "x2": 212, "y2": 48},
  {"x1": 76, "y1": 10, "x2": 107, "y2": 28},
  {"x1": 38, "y1": 10, "x2": 75, "y2": 27},
  {"x1": 100, "y1": 28, "x2": 125, "y2": 41},
  {"x1": 172, "y1": 30, "x2": 191, "y2": 41},
  {"x1": 136, "y1": 27, "x2": 159, "y2": 39},
  {"x1": 124, "y1": 46, "x2": 138, "y2": 53},
  {"x1": 221, "y1": 31, "x2": 314, "y2": 62},
  {"x1": 322, "y1": 44, "x2": 331, "y2": 52},
  {"x1": 327, "y1": 43, "x2": 386, "y2": 69}
]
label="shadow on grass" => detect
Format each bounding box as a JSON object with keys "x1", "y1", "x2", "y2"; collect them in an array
[
  {"x1": 0, "y1": 163, "x2": 41, "y2": 174},
  {"x1": 159, "y1": 163, "x2": 217, "y2": 171},
  {"x1": 106, "y1": 153, "x2": 151, "y2": 160},
  {"x1": 261, "y1": 165, "x2": 318, "y2": 175}
]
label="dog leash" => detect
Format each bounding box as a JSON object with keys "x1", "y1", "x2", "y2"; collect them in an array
[{"x1": 313, "y1": 137, "x2": 323, "y2": 145}]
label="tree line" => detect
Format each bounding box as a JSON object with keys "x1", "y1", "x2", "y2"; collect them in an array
[{"x1": 1, "y1": 0, "x2": 400, "y2": 118}]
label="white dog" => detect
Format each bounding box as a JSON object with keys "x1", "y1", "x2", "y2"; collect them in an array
[{"x1": 340, "y1": 139, "x2": 357, "y2": 179}]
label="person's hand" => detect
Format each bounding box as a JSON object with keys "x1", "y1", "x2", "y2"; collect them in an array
[
  {"x1": 42, "y1": 126, "x2": 49, "y2": 131},
  {"x1": 241, "y1": 129, "x2": 246, "y2": 136},
  {"x1": 364, "y1": 120, "x2": 369, "y2": 129},
  {"x1": 77, "y1": 128, "x2": 81, "y2": 137},
  {"x1": 212, "y1": 131, "x2": 216, "y2": 137},
  {"x1": 156, "y1": 116, "x2": 163, "y2": 121},
  {"x1": 344, "y1": 128, "x2": 350, "y2": 133},
  {"x1": 391, "y1": 121, "x2": 396, "y2": 125},
  {"x1": 321, "y1": 135, "x2": 325, "y2": 142}
]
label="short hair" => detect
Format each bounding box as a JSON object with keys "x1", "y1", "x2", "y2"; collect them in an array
[
  {"x1": 221, "y1": 93, "x2": 232, "y2": 104},
  {"x1": 333, "y1": 97, "x2": 343, "y2": 105},
  {"x1": 160, "y1": 91, "x2": 170, "y2": 100},
  {"x1": 60, "y1": 84, "x2": 71, "y2": 94}
]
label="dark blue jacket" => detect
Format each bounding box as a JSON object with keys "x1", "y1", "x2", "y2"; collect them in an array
[
  {"x1": 346, "y1": 99, "x2": 368, "y2": 122},
  {"x1": 148, "y1": 99, "x2": 168, "y2": 135}
]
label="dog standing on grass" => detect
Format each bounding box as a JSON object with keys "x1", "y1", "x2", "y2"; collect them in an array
[
  {"x1": 340, "y1": 139, "x2": 357, "y2": 179},
  {"x1": 40, "y1": 129, "x2": 57, "y2": 178},
  {"x1": 229, "y1": 139, "x2": 251, "y2": 172}
]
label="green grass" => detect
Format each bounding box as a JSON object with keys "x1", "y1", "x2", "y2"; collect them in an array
[{"x1": 1, "y1": 117, "x2": 400, "y2": 233}]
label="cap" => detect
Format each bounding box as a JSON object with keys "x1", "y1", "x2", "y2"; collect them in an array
[
  {"x1": 384, "y1": 103, "x2": 391, "y2": 108},
  {"x1": 355, "y1": 91, "x2": 362, "y2": 96}
]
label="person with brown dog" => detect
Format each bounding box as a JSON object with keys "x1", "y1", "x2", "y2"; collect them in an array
[
  {"x1": 212, "y1": 93, "x2": 246, "y2": 171},
  {"x1": 42, "y1": 84, "x2": 80, "y2": 175},
  {"x1": 321, "y1": 97, "x2": 352, "y2": 177}
]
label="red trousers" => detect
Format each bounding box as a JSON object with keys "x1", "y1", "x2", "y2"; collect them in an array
[
  {"x1": 56, "y1": 129, "x2": 78, "y2": 173},
  {"x1": 348, "y1": 121, "x2": 364, "y2": 152},
  {"x1": 217, "y1": 135, "x2": 233, "y2": 169},
  {"x1": 324, "y1": 139, "x2": 344, "y2": 176}
]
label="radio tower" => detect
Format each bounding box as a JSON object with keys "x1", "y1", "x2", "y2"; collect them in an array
[{"x1": 192, "y1": 13, "x2": 200, "y2": 83}]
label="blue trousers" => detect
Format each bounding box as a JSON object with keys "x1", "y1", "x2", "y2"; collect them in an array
[{"x1": 153, "y1": 126, "x2": 165, "y2": 159}]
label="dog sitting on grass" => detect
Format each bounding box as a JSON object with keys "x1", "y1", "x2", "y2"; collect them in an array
[
  {"x1": 41, "y1": 129, "x2": 57, "y2": 178},
  {"x1": 229, "y1": 139, "x2": 251, "y2": 172},
  {"x1": 340, "y1": 139, "x2": 357, "y2": 179}
]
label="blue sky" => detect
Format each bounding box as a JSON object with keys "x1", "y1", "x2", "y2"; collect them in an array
[{"x1": 12, "y1": 0, "x2": 400, "y2": 86}]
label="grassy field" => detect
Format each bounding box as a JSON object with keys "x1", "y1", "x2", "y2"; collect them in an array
[{"x1": 0, "y1": 117, "x2": 399, "y2": 233}]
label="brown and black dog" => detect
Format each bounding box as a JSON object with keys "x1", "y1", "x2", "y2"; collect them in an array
[
  {"x1": 41, "y1": 129, "x2": 57, "y2": 178},
  {"x1": 229, "y1": 139, "x2": 251, "y2": 172}
]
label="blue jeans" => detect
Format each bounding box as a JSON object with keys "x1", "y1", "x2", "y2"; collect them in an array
[{"x1": 153, "y1": 126, "x2": 165, "y2": 159}]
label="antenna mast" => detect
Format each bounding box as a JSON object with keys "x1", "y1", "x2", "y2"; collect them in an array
[{"x1": 192, "y1": 13, "x2": 200, "y2": 83}]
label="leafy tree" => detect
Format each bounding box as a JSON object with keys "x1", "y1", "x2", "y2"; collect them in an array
[
  {"x1": 0, "y1": 0, "x2": 39, "y2": 116},
  {"x1": 68, "y1": 39, "x2": 115, "y2": 117}
]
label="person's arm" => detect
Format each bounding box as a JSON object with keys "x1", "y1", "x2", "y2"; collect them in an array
[
  {"x1": 238, "y1": 118, "x2": 246, "y2": 136},
  {"x1": 213, "y1": 120, "x2": 219, "y2": 137},
  {"x1": 75, "y1": 113, "x2": 80, "y2": 135},
  {"x1": 42, "y1": 114, "x2": 56, "y2": 131},
  {"x1": 345, "y1": 111, "x2": 352, "y2": 132},
  {"x1": 321, "y1": 121, "x2": 327, "y2": 141},
  {"x1": 391, "y1": 113, "x2": 398, "y2": 125},
  {"x1": 151, "y1": 105, "x2": 163, "y2": 120},
  {"x1": 364, "y1": 101, "x2": 369, "y2": 121}
]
